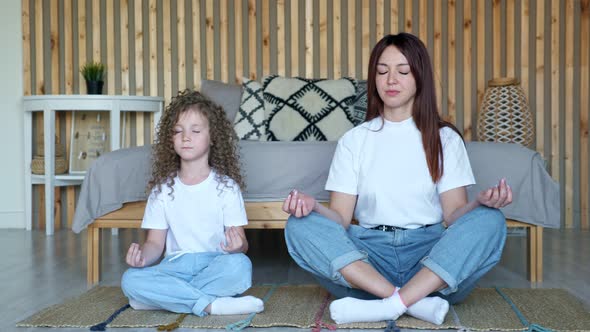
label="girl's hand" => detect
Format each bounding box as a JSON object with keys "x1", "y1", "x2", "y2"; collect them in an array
[
  {"x1": 126, "y1": 243, "x2": 146, "y2": 268},
  {"x1": 282, "y1": 189, "x2": 317, "y2": 218},
  {"x1": 221, "y1": 226, "x2": 246, "y2": 253},
  {"x1": 477, "y1": 178, "x2": 513, "y2": 208}
]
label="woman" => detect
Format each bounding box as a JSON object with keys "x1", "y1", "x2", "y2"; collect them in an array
[{"x1": 282, "y1": 33, "x2": 511, "y2": 325}]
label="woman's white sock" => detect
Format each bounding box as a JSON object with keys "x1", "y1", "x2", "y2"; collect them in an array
[
  {"x1": 406, "y1": 296, "x2": 449, "y2": 325},
  {"x1": 209, "y1": 296, "x2": 264, "y2": 315},
  {"x1": 329, "y1": 291, "x2": 407, "y2": 324}
]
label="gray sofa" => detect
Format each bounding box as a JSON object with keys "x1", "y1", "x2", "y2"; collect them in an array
[
  {"x1": 73, "y1": 79, "x2": 559, "y2": 232},
  {"x1": 73, "y1": 79, "x2": 559, "y2": 285}
]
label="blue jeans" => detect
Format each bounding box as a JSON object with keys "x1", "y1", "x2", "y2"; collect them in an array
[
  {"x1": 121, "y1": 252, "x2": 252, "y2": 316},
  {"x1": 284, "y1": 206, "x2": 506, "y2": 304}
]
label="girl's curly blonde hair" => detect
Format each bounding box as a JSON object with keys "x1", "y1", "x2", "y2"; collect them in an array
[{"x1": 148, "y1": 89, "x2": 244, "y2": 197}]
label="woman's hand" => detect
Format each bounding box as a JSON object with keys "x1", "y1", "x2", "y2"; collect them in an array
[
  {"x1": 477, "y1": 178, "x2": 513, "y2": 208},
  {"x1": 221, "y1": 226, "x2": 247, "y2": 253},
  {"x1": 282, "y1": 189, "x2": 317, "y2": 218},
  {"x1": 126, "y1": 243, "x2": 146, "y2": 268}
]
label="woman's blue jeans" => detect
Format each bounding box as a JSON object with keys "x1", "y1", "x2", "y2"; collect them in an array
[
  {"x1": 284, "y1": 206, "x2": 506, "y2": 304},
  {"x1": 121, "y1": 252, "x2": 252, "y2": 316}
]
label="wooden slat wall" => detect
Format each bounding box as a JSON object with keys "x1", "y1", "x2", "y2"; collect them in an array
[
  {"x1": 22, "y1": 0, "x2": 590, "y2": 229},
  {"x1": 582, "y1": 0, "x2": 589, "y2": 229}
]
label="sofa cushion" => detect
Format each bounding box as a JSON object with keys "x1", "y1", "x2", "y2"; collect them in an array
[
  {"x1": 200, "y1": 79, "x2": 242, "y2": 122},
  {"x1": 350, "y1": 79, "x2": 368, "y2": 125},
  {"x1": 234, "y1": 77, "x2": 266, "y2": 140},
  {"x1": 262, "y1": 75, "x2": 356, "y2": 141}
]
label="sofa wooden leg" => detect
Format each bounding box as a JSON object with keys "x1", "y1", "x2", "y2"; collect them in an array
[
  {"x1": 86, "y1": 226, "x2": 93, "y2": 286},
  {"x1": 529, "y1": 226, "x2": 537, "y2": 283},
  {"x1": 507, "y1": 219, "x2": 541, "y2": 283},
  {"x1": 87, "y1": 225, "x2": 100, "y2": 287},
  {"x1": 536, "y1": 226, "x2": 543, "y2": 282}
]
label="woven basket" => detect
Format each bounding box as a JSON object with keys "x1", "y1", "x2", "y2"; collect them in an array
[
  {"x1": 36, "y1": 138, "x2": 65, "y2": 158},
  {"x1": 477, "y1": 77, "x2": 533, "y2": 147},
  {"x1": 31, "y1": 156, "x2": 68, "y2": 175}
]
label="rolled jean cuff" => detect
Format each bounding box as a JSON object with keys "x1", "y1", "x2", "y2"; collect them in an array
[
  {"x1": 329, "y1": 249, "x2": 369, "y2": 284},
  {"x1": 421, "y1": 256, "x2": 458, "y2": 294},
  {"x1": 192, "y1": 294, "x2": 216, "y2": 317}
]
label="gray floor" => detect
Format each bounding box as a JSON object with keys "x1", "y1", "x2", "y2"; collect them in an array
[{"x1": 2, "y1": 227, "x2": 589, "y2": 332}]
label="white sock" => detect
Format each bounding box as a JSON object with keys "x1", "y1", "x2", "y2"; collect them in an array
[
  {"x1": 406, "y1": 296, "x2": 449, "y2": 325},
  {"x1": 209, "y1": 296, "x2": 264, "y2": 315},
  {"x1": 129, "y1": 298, "x2": 159, "y2": 311},
  {"x1": 329, "y1": 291, "x2": 407, "y2": 324}
]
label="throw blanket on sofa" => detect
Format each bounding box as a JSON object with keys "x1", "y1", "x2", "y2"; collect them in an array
[
  {"x1": 465, "y1": 142, "x2": 559, "y2": 229},
  {"x1": 72, "y1": 141, "x2": 559, "y2": 233}
]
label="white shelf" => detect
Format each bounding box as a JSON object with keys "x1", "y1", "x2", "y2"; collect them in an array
[
  {"x1": 23, "y1": 95, "x2": 164, "y2": 235},
  {"x1": 31, "y1": 174, "x2": 85, "y2": 186}
]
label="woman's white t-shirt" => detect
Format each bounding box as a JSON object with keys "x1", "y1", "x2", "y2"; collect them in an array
[
  {"x1": 326, "y1": 117, "x2": 475, "y2": 229},
  {"x1": 142, "y1": 170, "x2": 248, "y2": 256}
]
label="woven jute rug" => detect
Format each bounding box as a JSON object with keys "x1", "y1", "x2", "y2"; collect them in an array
[{"x1": 17, "y1": 284, "x2": 590, "y2": 331}]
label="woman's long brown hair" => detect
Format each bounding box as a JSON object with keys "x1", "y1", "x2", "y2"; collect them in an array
[{"x1": 365, "y1": 33, "x2": 462, "y2": 183}]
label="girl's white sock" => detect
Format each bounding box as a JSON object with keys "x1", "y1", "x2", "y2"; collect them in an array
[
  {"x1": 209, "y1": 296, "x2": 264, "y2": 315},
  {"x1": 329, "y1": 291, "x2": 407, "y2": 324},
  {"x1": 406, "y1": 296, "x2": 449, "y2": 325},
  {"x1": 129, "y1": 298, "x2": 159, "y2": 311}
]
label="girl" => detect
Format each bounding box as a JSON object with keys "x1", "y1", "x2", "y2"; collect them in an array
[
  {"x1": 283, "y1": 33, "x2": 512, "y2": 325},
  {"x1": 121, "y1": 89, "x2": 264, "y2": 317}
]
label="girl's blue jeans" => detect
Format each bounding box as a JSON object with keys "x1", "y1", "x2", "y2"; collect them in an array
[
  {"x1": 284, "y1": 206, "x2": 506, "y2": 304},
  {"x1": 121, "y1": 252, "x2": 252, "y2": 316}
]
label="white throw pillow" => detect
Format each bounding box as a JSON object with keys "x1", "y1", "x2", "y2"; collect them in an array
[{"x1": 262, "y1": 75, "x2": 357, "y2": 141}]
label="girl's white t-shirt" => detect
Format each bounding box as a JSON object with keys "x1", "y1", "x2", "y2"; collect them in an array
[
  {"x1": 326, "y1": 117, "x2": 475, "y2": 229},
  {"x1": 142, "y1": 170, "x2": 248, "y2": 256}
]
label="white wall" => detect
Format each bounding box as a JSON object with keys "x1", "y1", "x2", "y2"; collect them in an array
[{"x1": 0, "y1": 1, "x2": 24, "y2": 228}]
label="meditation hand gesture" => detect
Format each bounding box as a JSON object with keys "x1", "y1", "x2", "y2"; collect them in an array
[
  {"x1": 477, "y1": 178, "x2": 513, "y2": 208},
  {"x1": 282, "y1": 189, "x2": 317, "y2": 218},
  {"x1": 126, "y1": 243, "x2": 146, "y2": 268},
  {"x1": 221, "y1": 226, "x2": 247, "y2": 253}
]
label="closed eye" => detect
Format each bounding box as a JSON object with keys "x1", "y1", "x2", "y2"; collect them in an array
[
  {"x1": 399, "y1": 71, "x2": 410, "y2": 75},
  {"x1": 377, "y1": 71, "x2": 388, "y2": 75}
]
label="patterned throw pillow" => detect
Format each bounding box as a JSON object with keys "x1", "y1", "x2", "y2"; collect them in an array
[
  {"x1": 262, "y1": 76, "x2": 357, "y2": 141},
  {"x1": 234, "y1": 77, "x2": 265, "y2": 140},
  {"x1": 350, "y1": 80, "x2": 368, "y2": 125}
]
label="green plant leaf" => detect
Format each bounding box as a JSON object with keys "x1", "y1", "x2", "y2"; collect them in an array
[{"x1": 80, "y1": 62, "x2": 106, "y2": 82}]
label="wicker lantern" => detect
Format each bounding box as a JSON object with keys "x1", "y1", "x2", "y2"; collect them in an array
[{"x1": 477, "y1": 77, "x2": 533, "y2": 147}]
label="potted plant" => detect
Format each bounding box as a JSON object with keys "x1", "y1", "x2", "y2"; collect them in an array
[{"x1": 80, "y1": 62, "x2": 106, "y2": 95}]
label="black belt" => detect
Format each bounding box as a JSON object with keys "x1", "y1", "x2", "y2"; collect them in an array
[
  {"x1": 370, "y1": 223, "x2": 437, "y2": 232},
  {"x1": 370, "y1": 225, "x2": 406, "y2": 232}
]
